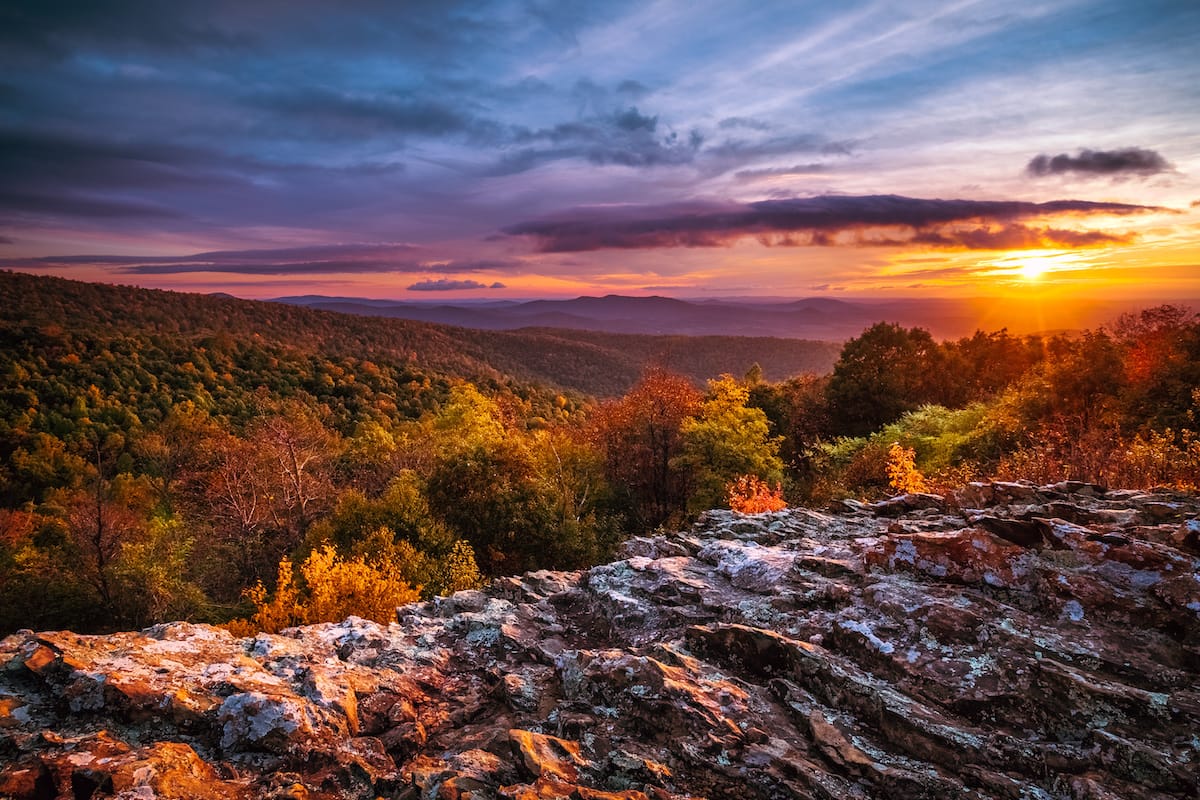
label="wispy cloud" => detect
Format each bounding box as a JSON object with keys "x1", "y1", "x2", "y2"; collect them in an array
[
  {"x1": 735, "y1": 163, "x2": 832, "y2": 181},
  {"x1": 1, "y1": 243, "x2": 443, "y2": 275},
  {"x1": 505, "y1": 194, "x2": 1162, "y2": 252}
]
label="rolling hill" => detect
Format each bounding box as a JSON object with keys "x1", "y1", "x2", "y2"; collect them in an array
[{"x1": 1, "y1": 272, "x2": 842, "y2": 398}]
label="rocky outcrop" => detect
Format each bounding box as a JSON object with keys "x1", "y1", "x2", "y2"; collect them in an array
[{"x1": 2, "y1": 481, "x2": 1198, "y2": 799}]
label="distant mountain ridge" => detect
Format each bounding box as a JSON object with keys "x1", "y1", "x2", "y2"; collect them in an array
[{"x1": 273, "y1": 293, "x2": 1169, "y2": 340}]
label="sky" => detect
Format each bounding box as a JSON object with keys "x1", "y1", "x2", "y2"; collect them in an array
[{"x1": 2, "y1": 0, "x2": 1199, "y2": 301}]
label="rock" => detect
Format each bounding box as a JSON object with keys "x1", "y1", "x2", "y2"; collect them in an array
[
  {"x1": 509, "y1": 729, "x2": 587, "y2": 782},
  {"x1": 1, "y1": 481, "x2": 1198, "y2": 799},
  {"x1": 869, "y1": 492, "x2": 946, "y2": 516}
]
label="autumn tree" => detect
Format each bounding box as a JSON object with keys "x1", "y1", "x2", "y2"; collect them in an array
[
  {"x1": 590, "y1": 368, "x2": 701, "y2": 529},
  {"x1": 60, "y1": 470, "x2": 153, "y2": 628},
  {"x1": 133, "y1": 403, "x2": 220, "y2": 514},
  {"x1": 249, "y1": 398, "x2": 340, "y2": 536},
  {"x1": 748, "y1": 373, "x2": 831, "y2": 476},
  {"x1": 196, "y1": 431, "x2": 277, "y2": 592},
  {"x1": 1112, "y1": 305, "x2": 1200, "y2": 429},
  {"x1": 673, "y1": 375, "x2": 784, "y2": 512}
]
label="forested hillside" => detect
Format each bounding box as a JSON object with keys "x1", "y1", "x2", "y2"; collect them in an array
[
  {"x1": 1, "y1": 272, "x2": 840, "y2": 398},
  {"x1": 1, "y1": 270, "x2": 1197, "y2": 639}
]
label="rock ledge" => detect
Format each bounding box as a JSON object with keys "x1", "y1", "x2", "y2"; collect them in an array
[{"x1": 2, "y1": 481, "x2": 1199, "y2": 799}]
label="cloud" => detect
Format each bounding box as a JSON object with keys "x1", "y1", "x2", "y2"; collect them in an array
[
  {"x1": 718, "y1": 117, "x2": 771, "y2": 131},
  {"x1": 734, "y1": 163, "x2": 831, "y2": 181},
  {"x1": 504, "y1": 194, "x2": 1163, "y2": 252},
  {"x1": 2, "y1": 247, "x2": 531, "y2": 277},
  {"x1": 407, "y1": 278, "x2": 506, "y2": 291},
  {"x1": 0, "y1": 190, "x2": 184, "y2": 220},
  {"x1": 489, "y1": 106, "x2": 703, "y2": 175},
  {"x1": 1026, "y1": 147, "x2": 1172, "y2": 178},
  {"x1": 1, "y1": 243, "x2": 441, "y2": 275},
  {"x1": 252, "y1": 88, "x2": 497, "y2": 141},
  {"x1": 0, "y1": 236, "x2": 13, "y2": 244},
  {"x1": 707, "y1": 133, "x2": 851, "y2": 161}
]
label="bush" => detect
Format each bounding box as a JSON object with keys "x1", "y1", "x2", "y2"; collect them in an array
[
  {"x1": 727, "y1": 475, "x2": 787, "y2": 514},
  {"x1": 885, "y1": 443, "x2": 927, "y2": 494},
  {"x1": 227, "y1": 544, "x2": 421, "y2": 635}
]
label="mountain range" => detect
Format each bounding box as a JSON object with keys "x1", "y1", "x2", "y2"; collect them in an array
[{"x1": 272, "y1": 293, "x2": 1178, "y2": 340}]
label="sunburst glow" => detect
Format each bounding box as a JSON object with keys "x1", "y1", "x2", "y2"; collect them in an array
[{"x1": 1019, "y1": 260, "x2": 1047, "y2": 281}]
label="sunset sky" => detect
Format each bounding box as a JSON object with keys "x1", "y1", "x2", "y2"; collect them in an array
[{"x1": 2, "y1": 0, "x2": 1198, "y2": 301}]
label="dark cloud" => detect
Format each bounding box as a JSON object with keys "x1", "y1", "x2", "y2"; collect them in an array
[
  {"x1": 911, "y1": 226, "x2": 1130, "y2": 250},
  {"x1": 1026, "y1": 147, "x2": 1172, "y2": 178},
  {"x1": 504, "y1": 194, "x2": 1162, "y2": 252},
  {"x1": 0, "y1": 0, "x2": 252, "y2": 57},
  {"x1": 407, "y1": 278, "x2": 505, "y2": 291},
  {"x1": 615, "y1": 80, "x2": 650, "y2": 99},
  {"x1": 0, "y1": 130, "x2": 248, "y2": 193},
  {"x1": 0, "y1": 1, "x2": 520, "y2": 64},
  {"x1": 0, "y1": 190, "x2": 184, "y2": 220},
  {"x1": 0, "y1": 236, "x2": 14, "y2": 244},
  {"x1": 490, "y1": 107, "x2": 703, "y2": 174},
  {"x1": 707, "y1": 133, "x2": 852, "y2": 161},
  {"x1": 252, "y1": 88, "x2": 495, "y2": 141}
]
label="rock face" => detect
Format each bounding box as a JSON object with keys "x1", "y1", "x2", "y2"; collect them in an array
[{"x1": 2, "y1": 481, "x2": 1199, "y2": 799}]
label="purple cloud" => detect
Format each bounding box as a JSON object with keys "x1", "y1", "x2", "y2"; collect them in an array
[
  {"x1": 407, "y1": 278, "x2": 506, "y2": 291},
  {"x1": 504, "y1": 194, "x2": 1162, "y2": 252}
]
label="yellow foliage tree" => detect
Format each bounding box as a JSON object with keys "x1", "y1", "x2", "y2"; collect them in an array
[{"x1": 886, "y1": 442, "x2": 928, "y2": 494}]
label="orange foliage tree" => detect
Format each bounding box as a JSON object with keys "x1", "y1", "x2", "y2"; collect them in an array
[{"x1": 591, "y1": 368, "x2": 701, "y2": 529}]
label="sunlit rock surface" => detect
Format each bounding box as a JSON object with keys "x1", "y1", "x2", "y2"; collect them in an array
[{"x1": 2, "y1": 481, "x2": 1198, "y2": 799}]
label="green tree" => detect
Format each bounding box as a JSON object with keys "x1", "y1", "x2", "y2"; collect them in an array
[
  {"x1": 826, "y1": 322, "x2": 944, "y2": 436},
  {"x1": 673, "y1": 375, "x2": 784, "y2": 512}
]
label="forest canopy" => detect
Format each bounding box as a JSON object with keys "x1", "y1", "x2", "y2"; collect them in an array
[{"x1": 1, "y1": 272, "x2": 1196, "y2": 635}]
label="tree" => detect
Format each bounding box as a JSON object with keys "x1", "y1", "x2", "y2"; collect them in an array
[
  {"x1": 229, "y1": 545, "x2": 422, "y2": 634},
  {"x1": 61, "y1": 470, "x2": 153, "y2": 628},
  {"x1": 249, "y1": 399, "x2": 340, "y2": 536},
  {"x1": 748, "y1": 373, "x2": 830, "y2": 475},
  {"x1": 673, "y1": 375, "x2": 784, "y2": 512},
  {"x1": 590, "y1": 368, "x2": 701, "y2": 529},
  {"x1": 425, "y1": 438, "x2": 554, "y2": 574},
  {"x1": 826, "y1": 322, "x2": 943, "y2": 436},
  {"x1": 1112, "y1": 305, "x2": 1200, "y2": 430},
  {"x1": 133, "y1": 403, "x2": 219, "y2": 514}
]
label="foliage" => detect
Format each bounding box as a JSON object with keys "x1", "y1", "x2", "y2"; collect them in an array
[
  {"x1": 229, "y1": 544, "x2": 421, "y2": 634},
  {"x1": 674, "y1": 376, "x2": 784, "y2": 512},
  {"x1": 885, "y1": 443, "x2": 928, "y2": 494},
  {"x1": 727, "y1": 475, "x2": 787, "y2": 514},
  {"x1": 3, "y1": 270, "x2": 1198, "y2": 635},
  {"x1": 826, "y1": 322, "x2": 944, "y2": 436},
  {"x1": 591, "y1": 368, "x2": 701, "y2": 529}
]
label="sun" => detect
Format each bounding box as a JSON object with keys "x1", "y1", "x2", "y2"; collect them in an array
[{"x1": 1018, "y1": 260, "x2": 1046, "y2": 281}]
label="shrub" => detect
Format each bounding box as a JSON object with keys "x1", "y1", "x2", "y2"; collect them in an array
[
  {"x1": 226, "y1": 544, "x2": 421, "y2": 635},
  {"x1": 727, "y1": 475, "x2": 787, "y2": 514},
  {"x1": 886, "y1": 442, "x2": 928, "y2": 494}
]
